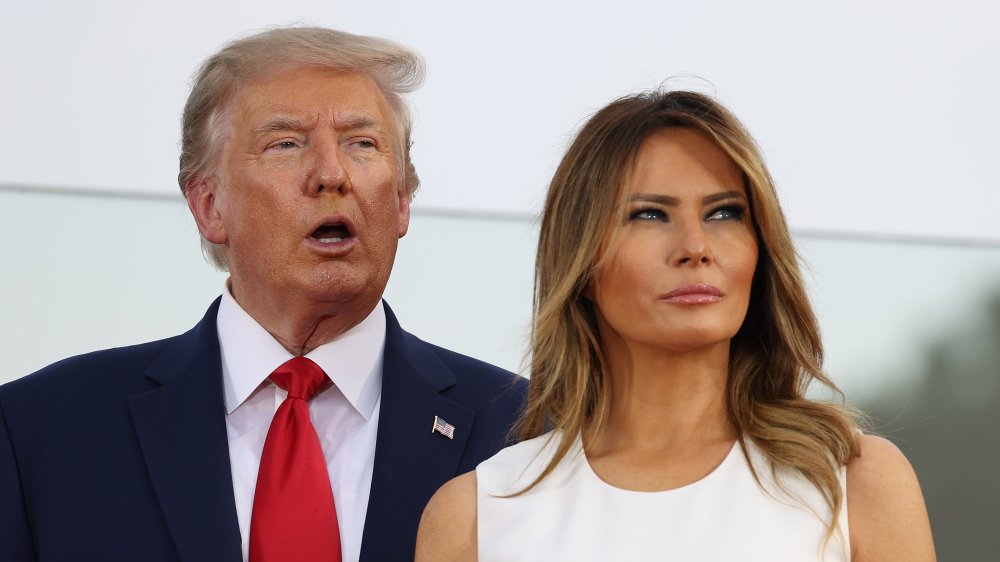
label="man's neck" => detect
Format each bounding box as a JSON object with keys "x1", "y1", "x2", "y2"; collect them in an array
[{"x1": 227, "y1": 279, "x2": 379, "y2": 356}]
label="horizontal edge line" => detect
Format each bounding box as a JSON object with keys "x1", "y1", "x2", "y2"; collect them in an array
[
  {"x1": 0, "y1": 182, "x2": 183, "y2": 202},
  {"x1": 2, "y1": 182, "x2": 997, "y2": 248},
  {"x1": 794, "y1": 228, "x2": 1000, "y2": 249},
  {"x1": 0, "y1": 181, "x2": 538, "y2": 223}
]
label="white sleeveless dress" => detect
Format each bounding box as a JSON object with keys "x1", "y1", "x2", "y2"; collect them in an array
[{"x1": 476, "y1": 431, "x2": 849, "y2": 562}]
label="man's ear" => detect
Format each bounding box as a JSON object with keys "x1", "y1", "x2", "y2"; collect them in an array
[
  {"x1": 396, "y1": 182, "x2": 411, "y2": 239},
  {"x1": 185, "y1": 176, "x2": 228, "y2": 244}
]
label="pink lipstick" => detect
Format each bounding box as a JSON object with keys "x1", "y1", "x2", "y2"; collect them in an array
[{"x1": 661, "y1": 283, "x2": 724, "y2": 304}]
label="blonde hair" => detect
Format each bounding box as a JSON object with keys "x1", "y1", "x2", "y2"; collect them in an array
[
  {"x1": 519, "y1": 90, "x2": 861, "y2": 537},
  {"x1": 178, "y1": 26, "x2": 425, "y2": 269}
]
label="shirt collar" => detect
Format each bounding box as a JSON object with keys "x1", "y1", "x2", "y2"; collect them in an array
[{"x1": 216, "y1": 281, "x2": 385, "y2": 420}]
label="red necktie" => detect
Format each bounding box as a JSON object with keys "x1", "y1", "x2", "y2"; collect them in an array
[{"x1": 249, "y1": 357, "x2": 342, "y2": 562}]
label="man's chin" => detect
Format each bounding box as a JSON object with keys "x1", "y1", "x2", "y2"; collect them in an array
[{"x1": 303, "y1": 270, "x2": 388, "y2": 311}]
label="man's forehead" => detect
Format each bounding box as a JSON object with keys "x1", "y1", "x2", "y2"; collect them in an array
[{"x1": 233, "y1": 67, "x2": 391, "y2": 129}]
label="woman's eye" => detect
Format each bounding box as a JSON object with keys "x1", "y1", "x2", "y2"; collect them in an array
[
  {"x1": 707, "y1": 205, "x2": 745, "y2": 221},
  {"x1": 629, "y1": 208, "x2": 667, "y2": 221}
]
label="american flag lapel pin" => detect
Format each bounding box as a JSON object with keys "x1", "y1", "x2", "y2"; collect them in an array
[{"x1": 432, "y1": 415, "x2": 455, "y2": 440}]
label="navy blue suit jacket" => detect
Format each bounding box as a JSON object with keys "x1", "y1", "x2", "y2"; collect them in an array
[{"x1": 0, "y1": 299, "x2": 526, "y2": 561}]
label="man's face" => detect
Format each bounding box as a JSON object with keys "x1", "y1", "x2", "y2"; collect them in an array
[{"x1": 196, "y1": 66, "x2": 409, "y2": 315}]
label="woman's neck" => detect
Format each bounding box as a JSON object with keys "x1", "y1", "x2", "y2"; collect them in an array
[{"x1": 591, "y1": 337, "x2": 735, "y2": 455}]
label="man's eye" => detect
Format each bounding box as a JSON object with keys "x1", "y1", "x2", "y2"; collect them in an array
[
  {"x1": 706, "y1": 205, "x2": 745, "y2": 221},
  {"x1": 352, "y1": 139, "x2": 376, "y2": 149},
  {"x1": 629, "y1": 208, "x2": 667, "y2": 221},
  {"x1": 268, "y1": 140, "x2": 299, "y2": 150}
]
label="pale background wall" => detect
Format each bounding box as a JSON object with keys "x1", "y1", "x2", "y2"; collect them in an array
[
  {"x1": 2, "y1": 1, "x2": 999, "y2": 557},
  {"x1": 3, "y1": 0, "x2": 999, "y2": 243}
]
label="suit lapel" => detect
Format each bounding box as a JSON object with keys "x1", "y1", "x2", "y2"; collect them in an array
[
  {"x1": 360, "y1": 302, "x2": 477, "y2": 562},
  {"x1": 128, "y1": 300, "x2": 242, "y2": 562}
]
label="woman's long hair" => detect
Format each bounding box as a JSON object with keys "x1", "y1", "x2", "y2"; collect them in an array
[{"x1": 517, "y1": 90, "x2": 861, "y2": 537}]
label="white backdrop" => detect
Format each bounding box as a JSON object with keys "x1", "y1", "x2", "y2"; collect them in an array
[{"x1": 3, "y1": 0, "x2": 999, "y2": 243}]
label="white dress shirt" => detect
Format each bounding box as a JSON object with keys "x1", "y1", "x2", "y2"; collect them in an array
[{"x1": 217, "y1": 286, "x2": 384, "y2": 562}]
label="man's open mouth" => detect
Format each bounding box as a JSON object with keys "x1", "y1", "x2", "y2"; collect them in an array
[{"x1": 310, "y1": 222, "x2": 352, "y2": 244}]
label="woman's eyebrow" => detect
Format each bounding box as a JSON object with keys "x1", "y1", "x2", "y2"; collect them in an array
[
  {"x1": 629, "y1": 193, "x2": 679, "y2": 205},
  {"x1": 629, "y1": 190, "x2": 745, "y2": 206},
  {"x1": 702, "y1": 190, "x2": 746, "y2": 204}
]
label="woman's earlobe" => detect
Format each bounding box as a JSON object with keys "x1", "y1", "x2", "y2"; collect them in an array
[{"x1": 580, "y1": 278, "x2": 596, "y2": 302}]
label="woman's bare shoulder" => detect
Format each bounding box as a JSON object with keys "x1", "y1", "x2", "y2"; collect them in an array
[
  {"x1": 415, "y1": 471, "x2": 478, "y2": 562},
  {"x1": 847, "y1": 434, "x2": 936, "y2": 561}
]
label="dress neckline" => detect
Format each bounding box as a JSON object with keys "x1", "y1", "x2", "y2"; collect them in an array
[{"x1": 575, "y1": 434, "x2": 742, "y2": 495}]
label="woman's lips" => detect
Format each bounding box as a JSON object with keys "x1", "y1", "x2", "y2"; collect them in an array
[{"x1": 661, "y1": 283, "x2": 725, "y2": 304}]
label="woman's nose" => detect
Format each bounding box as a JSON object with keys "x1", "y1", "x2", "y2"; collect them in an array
[{"x1": 672, "y1": 222, "x2": 712, "y2": 266}]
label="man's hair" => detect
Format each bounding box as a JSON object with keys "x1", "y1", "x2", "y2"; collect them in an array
[
  {"x1": 178, "y1": 26, "x2": 425, "y2": 269},
  {"x1": 517, "y1": 89, "x2": 861, "y2": 546}
]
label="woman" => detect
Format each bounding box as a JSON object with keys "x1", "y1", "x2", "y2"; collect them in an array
[{"x1": 416, "y1": 90, "x2": 935, "y2": 561}]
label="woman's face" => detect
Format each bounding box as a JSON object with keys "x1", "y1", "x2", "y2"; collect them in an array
[{"x1": 590, "y1": 127, "x2": 758, "y2": 356}]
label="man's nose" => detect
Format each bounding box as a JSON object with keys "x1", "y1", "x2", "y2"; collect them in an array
[
  {"x1": 671, "y1": 221, "x2": 712, "y2": 266},
  {"x1": 305, "y1": 139, "x2": 351, "y2": 196}
]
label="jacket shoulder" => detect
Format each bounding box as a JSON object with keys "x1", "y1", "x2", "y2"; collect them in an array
[
  {"x1": 401, "y1": 332, "x2": 527, "y2": 400},
  {"x1": 424, "y1": 340, "x2": 523, "y2": 386},
  {"x1": 1, "y1": 299, "x2": 221, "y2": 402},
  {"x1": 1, "y1": 336, "x2": 182, "y2": 399}
]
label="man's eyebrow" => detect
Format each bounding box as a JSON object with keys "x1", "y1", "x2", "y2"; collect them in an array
[
  {"x1": 628, "y1": 190, "x2": 746, "y2": 205},
  {"x1": 337, "y1": 114, "x2": 386, "y2": 135},
  {"x1": 253, "y1": 116, "x2": 307, "y2": 135},
  {"x1": 252, "y1": 113, "x2": 387, "y2": 137}
]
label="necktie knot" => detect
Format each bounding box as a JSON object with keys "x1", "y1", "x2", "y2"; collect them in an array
[{"x1": 269, "y1": 356, "x2": 328, "y2": 401}]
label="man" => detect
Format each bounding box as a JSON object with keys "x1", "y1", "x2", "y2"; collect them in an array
[{"x1": 0, "y1": 27, "x2": 525, "y2": 562}]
